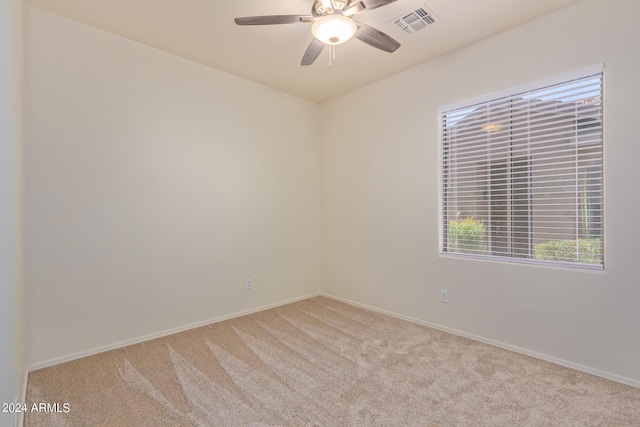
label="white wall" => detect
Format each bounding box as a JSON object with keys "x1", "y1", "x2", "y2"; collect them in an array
[
  {"x1": 26, "y1": 7, "x2": 321, "y2": 367},
  {"x1": 321, "y1": 0, "x2": 640, "y2": 385},
  {"x1": 0, "y1": 0, "x2": 25, "y2": 425}
]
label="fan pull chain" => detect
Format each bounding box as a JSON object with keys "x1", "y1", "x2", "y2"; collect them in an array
[{"x1": 328, "y1": 45, "x2": 337, "y2": 67}]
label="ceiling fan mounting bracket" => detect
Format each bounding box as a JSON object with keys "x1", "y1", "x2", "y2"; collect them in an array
[{"x1": 312, "y1": 0, "x2": 354, "y2": 17}]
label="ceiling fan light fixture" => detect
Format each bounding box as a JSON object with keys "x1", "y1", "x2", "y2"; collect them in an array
[{"x1": 311, "y1": 15, "x2": 357, "y2": 45}]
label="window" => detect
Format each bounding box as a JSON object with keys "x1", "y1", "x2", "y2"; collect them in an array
[{"x1": 440, "y1": 65, "x2": 603, "y2": 269}]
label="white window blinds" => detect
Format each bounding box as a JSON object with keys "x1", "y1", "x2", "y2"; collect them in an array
[{"x1": 440, "y1": 66, "x2": 604, "y2": 269}]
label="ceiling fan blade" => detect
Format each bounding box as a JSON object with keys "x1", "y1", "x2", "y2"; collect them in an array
[
  {"x1": 234, "y1": 15, "x2": 314, "y2": 25},
  {"x1": 355, "y1": 22, "x2": 400, "y2": 53},
  {"x1": 301, "y1": 39, "x2": 325, "y2": 66},
  {"x1": 343, "y1": 0, "x2": 398, "y2": 15},
  {"x1": 361, "y1": 0, "x2": 399, "y2": 11}
]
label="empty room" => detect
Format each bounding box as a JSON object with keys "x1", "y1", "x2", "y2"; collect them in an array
[{"x1": 2, "y1": 0, "x2": 640, "y2": 425}]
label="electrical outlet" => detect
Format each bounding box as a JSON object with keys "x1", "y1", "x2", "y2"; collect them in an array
[
  {"x1": 440, "y1": 290, "x2": 448, "y2": 303},
  {"x1": 246, "y1": 278, "x2": 253, "y2": 290}
]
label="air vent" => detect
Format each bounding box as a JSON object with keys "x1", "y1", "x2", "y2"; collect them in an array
[{"x1": 393, "y1": 6, "x2": 437, "y2": 34}]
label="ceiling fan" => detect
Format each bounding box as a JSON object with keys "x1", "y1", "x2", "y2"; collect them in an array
[{"x1": 235, "y1": 0, "x2": 401, "y2": 66}]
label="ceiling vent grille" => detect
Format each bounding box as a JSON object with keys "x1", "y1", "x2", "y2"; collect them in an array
[{"x1": 393, "y1": 7, "x2": 437, "y2": 34}]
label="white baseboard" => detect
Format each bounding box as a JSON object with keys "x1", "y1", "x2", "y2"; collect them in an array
[
  {"x1": 28, "y1": 292, "x2": 321, "y2": 372},
  {"x1": 320, "y1": 292, "x2": 640, "y2": 389},
  {"x1": 27, "y1": 290, "x2": 640, "y2": 390}
]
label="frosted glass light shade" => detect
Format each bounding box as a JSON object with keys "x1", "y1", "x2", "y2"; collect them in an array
[{"x1": 311, "y1": 15, "x2": 357, "y2": 45}]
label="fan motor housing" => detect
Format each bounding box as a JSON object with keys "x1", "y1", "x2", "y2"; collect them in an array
[{"x1": 312, "y1": 0, "x2": 353, "y2": 17}]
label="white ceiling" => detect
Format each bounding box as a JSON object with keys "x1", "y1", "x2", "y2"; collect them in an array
[{"x1": 26, "y1": 0, "x2": 581, "y2": 103}]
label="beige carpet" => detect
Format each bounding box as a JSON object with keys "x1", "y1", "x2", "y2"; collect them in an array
[{"x1": 26, "y1": 296, "x2": 640, "y2": 426}]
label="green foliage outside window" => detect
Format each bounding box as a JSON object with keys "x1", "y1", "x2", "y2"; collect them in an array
[
  {"x1": 534, "y1": 238, "x2": 601, "y2": 264},
  {"x1": 448, "y1": 217, "x2": 487, "y2": 254}
]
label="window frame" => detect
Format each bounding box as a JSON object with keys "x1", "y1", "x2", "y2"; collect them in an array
[{"x1": 437, "y1": 64, "x2": 604, "y2": 270}]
